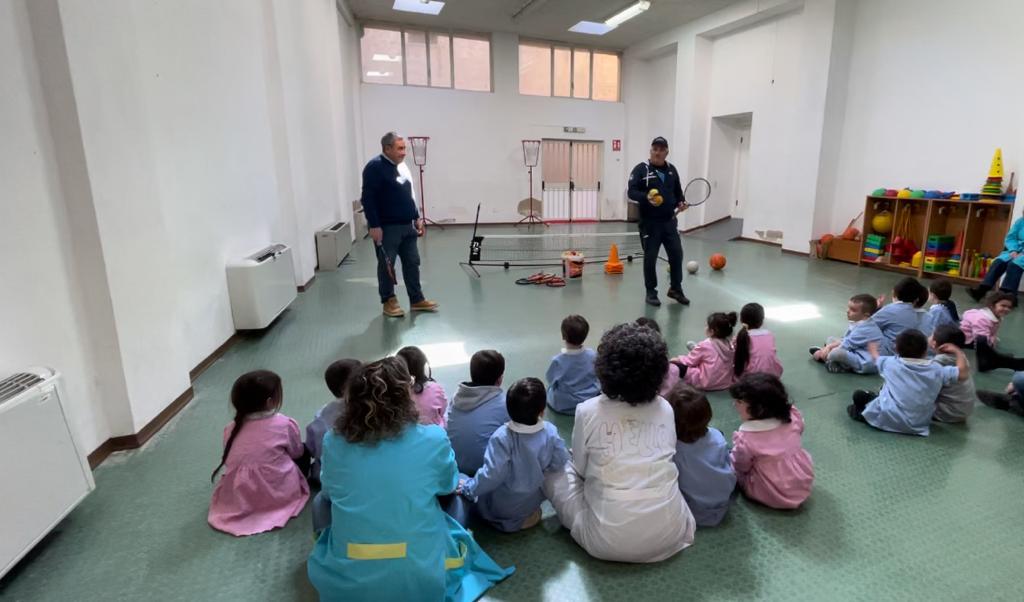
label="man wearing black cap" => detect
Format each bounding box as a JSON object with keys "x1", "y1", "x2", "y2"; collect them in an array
[{"x1": 627, "y1": 136, "x2": 689, "y2": 307}]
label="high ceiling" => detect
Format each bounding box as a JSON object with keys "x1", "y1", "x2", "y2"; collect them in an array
[{"x1": 346, "y1": 0, "x2": 739, "y2": 49}]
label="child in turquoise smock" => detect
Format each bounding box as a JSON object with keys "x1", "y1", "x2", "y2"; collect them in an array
[
  {"x1": 307, "y1": 358, "x2": 513, "y2": 602},
  {"x1": 545, "y1": 315, "x2": 601, "y2": 414},
  {"x1": 969, "y1": 216, "x2": 1024, "y2": 302}
]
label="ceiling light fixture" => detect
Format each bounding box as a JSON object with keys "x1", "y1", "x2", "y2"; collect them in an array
[
  {"x1": 569, "y1": 21, "x2": 615, "y2": 35},
  {"x1": 393, "y1": 0, "x2": 445, "y2": 15},
  {"x1": 366, "y1": 71, "x2": 393, "y2": 77},
  {"x1": 605, "y1": 0, "x2": 651, "y2": 28},
  {"x1": 372, "y1": 54, "x2": 402, "y2": 62}
]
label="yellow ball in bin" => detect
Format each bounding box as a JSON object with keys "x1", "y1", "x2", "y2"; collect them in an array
[{"x1": 871, "y1": 210, "x2": 893, "y2": 234}]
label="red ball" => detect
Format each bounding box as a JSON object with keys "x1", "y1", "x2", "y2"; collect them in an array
[{"x1": 709, "y1": 253, "x2": 727, "y2": 270}]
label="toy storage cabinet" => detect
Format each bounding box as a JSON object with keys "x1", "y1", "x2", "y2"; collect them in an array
[{"x1": 859, "y1": 196, "x2": 1015, "y2": 285}]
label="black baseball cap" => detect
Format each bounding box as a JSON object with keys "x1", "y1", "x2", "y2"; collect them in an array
[{"x1": 651, "y1": 136, "x2": 669, "y2": 148}]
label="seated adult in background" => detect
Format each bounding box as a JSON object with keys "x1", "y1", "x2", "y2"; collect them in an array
[
  {"x1": 969, "y1": 215, "x2": 1024, "y2": 304},
  {"x1": 307, "y1": 357, "x2": 512, "y2": 601}
]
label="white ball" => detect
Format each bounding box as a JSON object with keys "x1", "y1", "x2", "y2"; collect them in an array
[{"x1": 686, "y1": 260, "x2": 699, "y2": 274}]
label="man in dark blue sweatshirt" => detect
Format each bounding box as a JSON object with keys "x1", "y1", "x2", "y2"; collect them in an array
[
  {"x1": 627, "y1": 136, "x2": 690, "y2": 307},
  {"x1": 361, "y1": 132, "x2": 439, "y2": 317}
]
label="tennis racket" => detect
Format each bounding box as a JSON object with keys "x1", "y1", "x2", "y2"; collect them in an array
[
  {"x1": 375, "y1": 243, "x2": 397, "y2": 285},
  {"x1": 676, "y1": 177, "x2": 712, "y2": 214}
]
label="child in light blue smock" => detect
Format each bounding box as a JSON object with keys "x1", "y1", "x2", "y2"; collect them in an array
[
  {"x1": 447, "y1": 350, "x2": 510, "y2": 476},
  {"x1": 848, "y1": 329, "x2": 968, "y2": 436},
  {"x1": 811, "y1": 294, "x2": 883, "y2": 373},
  {"x1": 665, "y1": 384, "x2": 735, "y2": 527},
  {"x1": 871, "y1": 277, "x2": 928, "y2": 355},
  {"x1": 460, "y1": 377, "x2": 570, "y2": 532},
  {"x1": 305, "y1": 358, "x2": 361, "y2": 484},
  {"x1": 545, "y1": 314, "x2": 601, "y2": 414},
  {"x1": 921, "y1": 278, "x2": 959, "y2": 337}
]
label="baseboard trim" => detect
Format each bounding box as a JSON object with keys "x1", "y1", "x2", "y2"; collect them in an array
[
  {"x1": 189, "y1": 334, "x2": 238, "y2": 381},
  {"x1": 297, "y1": 274, "x2": 316, "y2": 292},
  {"x1": 681, "y1": 215, "x2": 732, "y2": 234},
  {"x1": 736, "y1": 236, "x2": 783, "y2": 247},
  {"x1": 781, "y1": 248, "x2": 810, "y2": 257},
  {"x1": 88, "y1": 386, "x2": 195, "y2": 469}
]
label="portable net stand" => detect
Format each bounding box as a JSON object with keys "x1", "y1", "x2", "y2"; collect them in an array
[
  {"x1": 408, "y1": 136, "x2": 443, "y2": 231},
  {"x1": 460, "y1": 204, "x2": 643, "y2": 277},
  {"x1": 518, "y1": 140, "x2": 547, "y2": 227}
]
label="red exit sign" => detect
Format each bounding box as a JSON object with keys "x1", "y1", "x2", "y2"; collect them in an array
[{"x1": 612, "y1": 139, "x2": 621, "y2": 151}]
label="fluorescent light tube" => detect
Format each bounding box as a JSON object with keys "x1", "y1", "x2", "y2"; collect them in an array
[
  {"x1": 372, "y1": 54, "x2": 402, "y2": 62},
  {"x1": 366, "y1": 71, "x2": 393, "y2": 77},
  {"x1": 605, "y1": 0, "x2": 650, "y2": 28},
  {"x1": 569, "y1": 21, "x2": 615, "y2": 35},
  {"x1": 393, "y1": 0, "x2": 445, "y2": 15}
]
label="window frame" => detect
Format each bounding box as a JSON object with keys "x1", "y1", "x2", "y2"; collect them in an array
[
  {"x1": 518, "y1": 38, "x2": 621, "y2": 103},
  {"x1": 359, "y1": 22, "x2": 493, "y2": 92}
]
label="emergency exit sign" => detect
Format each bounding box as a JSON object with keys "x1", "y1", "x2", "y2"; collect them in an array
[{"x1": 563, "y1": 126, "x2": 586, "y2": 134}]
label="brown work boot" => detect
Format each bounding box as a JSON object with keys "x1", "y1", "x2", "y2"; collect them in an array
[
  {"x1": 410, "y1": 299, "x2": 440, "y2": 312},
  {"x1": 382, "y1": 297, "x2": 405, "y2": 317}
]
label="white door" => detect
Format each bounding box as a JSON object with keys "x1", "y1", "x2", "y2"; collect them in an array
[
  {"x1": 542, "y1": 140, "x2": 602, "y2": 222},
  {"x1": 732, "y1": 127, "x2": 751, "y2": 218}
]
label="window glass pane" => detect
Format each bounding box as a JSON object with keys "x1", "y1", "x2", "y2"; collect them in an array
[
  {"x1": 592, "y1": 52, "x2": 620, "y2": 101},
  {"x1": 453, "y1": 36, "x2": 491, "y2": 91},
  {"x1": 553, "y1": 47, "x2": 571, "y2": 97},
  {"x1": 429, "y1": 33, "x2": 451, "y2": 87},
  {"x1": 360, "y1": 27, "x2": 403, "y2": 85},
  {"x1": 573, "y1": 48, "x2": 591, "y2": 98},
  {"x1": 518, "y1": 43, "x2": 551, "y2": 96},
  {"x1": 404, "y1": 31, "x2": 428, "y2": 86}
]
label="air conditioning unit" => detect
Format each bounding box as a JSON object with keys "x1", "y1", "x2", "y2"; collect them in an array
[
  {"x1": 226, "y1": 244, "x2": 297, "y2": 330},
  {"x1": 352, "y1": 200, "x2": 368, "y2": 239},
  {"x1": 315, "y1": 221, "x2": 353, "y2": 271},
  {"x1": 1, "y1": 367, "x2": 95, "y2": 578}
]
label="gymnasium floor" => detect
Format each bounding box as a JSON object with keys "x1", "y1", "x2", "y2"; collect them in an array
[{"x1": 3, "y1": 222, "x2": 1022, "y2": 601}]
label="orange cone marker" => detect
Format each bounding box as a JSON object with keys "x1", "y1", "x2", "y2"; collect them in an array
[{"x1": 605, "y1": 244, "x2": 624, "y2": 274}]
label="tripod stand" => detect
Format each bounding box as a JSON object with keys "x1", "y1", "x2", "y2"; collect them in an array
[
  {"x1": 409, "y1": 136, "x2": 443, "y2": 232},
  {"x1": 518, "y1": 139, "x2": 547, "y2": 227}
]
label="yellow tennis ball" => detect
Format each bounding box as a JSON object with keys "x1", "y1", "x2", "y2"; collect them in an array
[{"x1": 650, "y1": 195, "x2": 664, "y2": 207}]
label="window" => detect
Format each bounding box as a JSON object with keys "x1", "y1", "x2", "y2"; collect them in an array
[
  {"x1": 518, "y1": 41, "x2": 620, "y2": 102},
  {"x1": 360, "y1": 26, "x2": 491, "y2": 91}
]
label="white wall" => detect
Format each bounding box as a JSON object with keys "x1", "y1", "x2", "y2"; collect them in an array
[
  {"x1": 359, "y1": 31, "x2": 628, "y2": 223},
  {"x1": 1, "y1": 0, "x2": 362, "y2": 453},
  {"x1": 623, "y1": 47, "x2": 678, "y2": 204},
  {"x1": 823, "y1": 0, "x2": 1024, "y2": 233}
]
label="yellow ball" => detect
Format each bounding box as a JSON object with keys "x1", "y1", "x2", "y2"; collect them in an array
[
  {"x1": 650, "y1": 195, "x2": 664, "y2": 207},
  {"x1": 871, "y1": 210, "x2": 893, "y2": 234}
]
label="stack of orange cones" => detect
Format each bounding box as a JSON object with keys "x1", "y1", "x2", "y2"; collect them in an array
[{"x1": 605, "y1": 244, "x2": 624, "y2": 274}]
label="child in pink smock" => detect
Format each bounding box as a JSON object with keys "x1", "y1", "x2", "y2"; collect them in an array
[
  {"x1": 729, "y1": 373, "x2": 814, "y2": 509},
  {"x1": 209, "y1": 370, "x2": 310, "y2": 536},
  {"x1": 733, "y1": 303, "x2": 783, "y2": 378},
  {"x1": 398, "y1": 346, "x2": 449, "y2": 426},
  {"x1": 673, "y1": 312, "x2": 738, "y2": 391},
  {"x1": 963, "y1": 291, "x2": 1024, "y2": 372}
]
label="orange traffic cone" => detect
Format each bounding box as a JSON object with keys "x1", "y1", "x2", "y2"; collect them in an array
[{"x1": 605, "y1": 244, "x2": 624, "y2": 274}]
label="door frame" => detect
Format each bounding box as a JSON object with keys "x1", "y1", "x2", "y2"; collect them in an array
[{"x1": 541, "y1": 138, "x2": 603, "y2": 223}]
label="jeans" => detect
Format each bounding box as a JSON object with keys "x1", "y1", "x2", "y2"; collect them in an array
[
  {"x1": 377, "y1": 222, "x2": 424, "y2": 304},
  {"x1": 980, "y1": 258, "x2": 1024, "y2": 293},
  {"x1": 1012, "y1": 371, "x2": 1024, "y2": 403},
  {"x1": 639, "y1": 218, "x2": 683, "y2": 294}
]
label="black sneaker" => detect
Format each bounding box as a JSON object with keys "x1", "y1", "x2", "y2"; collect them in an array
[
  {"x1": 667, "y1": 289, "x2": 690, "y2": 305},
  {"x1": 645, "y1": 292, "x2": 661, "y2": 307},
  {"x1": 809, "y1": 346, "x2": 822, "y2": 356},
  {"x1": 967, "y1": 285, "x2": 989, "y2": 302},
  {"x1": 977, "y1": 390, "x2": 1012, "y2": 411}
]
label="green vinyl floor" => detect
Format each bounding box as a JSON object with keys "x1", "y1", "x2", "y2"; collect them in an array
[{"x1": 2, "y1": 221, "x2": 1023, "y2": 601}]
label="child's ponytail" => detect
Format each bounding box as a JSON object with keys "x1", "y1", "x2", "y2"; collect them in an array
[
  {"x1": 211, "y1": 370, "x2": 283, "y2": 482},
  {"x1": 941, "y1": 299, "x2": 960, "y2": 323},
  {"x1": 396, "y1": 346, "x2": 431, "y2": 394}
]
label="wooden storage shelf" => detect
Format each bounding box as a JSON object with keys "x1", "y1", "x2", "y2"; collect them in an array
[{"x1": 858, "y1": 195, "x2": 1015, "y2": 283}]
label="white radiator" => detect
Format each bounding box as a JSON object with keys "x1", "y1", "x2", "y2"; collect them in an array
[
  {"x1": 1, "y1": 367, "x2": 95, "y2": 578},
  {"x1": 352, "y1": 200, "x2": 368, "y2": 239},
  {"x1": 226, "y1": 244, "x2": 297, "y2": 330},
  {"x1": 315, "y1": 221, "x2": 353, "y2": 271}
]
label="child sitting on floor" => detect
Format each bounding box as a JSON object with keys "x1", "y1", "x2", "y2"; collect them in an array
[
  {"x1": 849, "y1": 330, "x2": 968, "y2": 436},
  {"x1": 810, "y1": 293, "x2": 883, "y2": 373},
  {"x1": 872, "y1": 277, "x2": 928, "y2": 356},
  {"x1": 733, "y1": 303, "x2": 783, "y2": 378},
  {"x1": 545, "y1": 315, "x2": 601, "y2": 414},
  {"x1": 673, "y1": 312, "x2": 737, "y2": 391},
  {"x1": 306, "y1": 359, "x2": 361, "y2": 483},
  {"x1": 962, "y1": 291, "x2": 1024, "y2": 372},
  {"x1": 397, "y1": 346, "x2": 449, "y2": 427},
  {"x1": 930, "y1": 325, "x2": 977, "y2": 424},
  {"x1": 729, "y1": 373, "x2": 814, "y2": 509},
  {"x1": 209, "y1": 370, "x2": 310, "y2": 536},
  {"x1": 459, "y1": 377, "x2": 570, "y2": 532},
  {"x1": 447, "y1": 350, "x2": 510, "y2": 475},
  {"x1": 921, "y1": 278, "x2": 959, "y2": 336},
  {"x1": 666, "y1": 384, "x2": 736, "y2": 527}
]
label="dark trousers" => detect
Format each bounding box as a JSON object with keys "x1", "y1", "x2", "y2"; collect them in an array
[
  {"x1": 849, "y1": 390, "x2": 878, "y2": 422},
  {"x1": 639, "y1": 218, "x2": 683, "y2": 294},
  {"x1": 980, "y1": 258, "x2": 1024, "y2": 293},
  {"x1": 377, "y1": 222, "x2": 424, "y2": 304}
]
